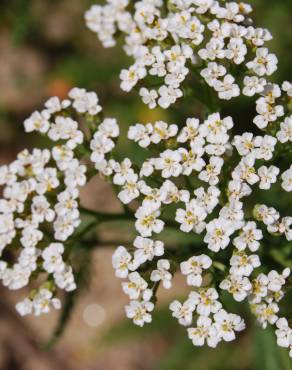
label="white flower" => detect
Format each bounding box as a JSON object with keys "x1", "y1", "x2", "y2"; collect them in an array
[
  {"x1": 133, "y1": 236, "x2": 164, "y2": 265},
  {"x1": 149, "y1": 47, "x2": 166, "y2": 77},
  {"x1": 52, "y1": 145, "x2": 74, "y2": 170},
  {"x1": 219, "y1": 274, "x2": 252, "y2": 301},
  {"x1": 228, "y1": 180, "x2": 252, "y2": 201},
  {"x1": 254, "y1": 98, "x2": 284, "y2": 129},
  {"x1": 214, "y1": 309, "x2": 245, "y2": 342},
  {"x1": 254, "y1": 302, "x2": 279, "y2": 328},
  {"x1": 122, "y1": 272, "x2": 148, "y2": 299},
  {"x1": 125, "y1": 300, "x2": 154, "y2": 327},
  {"x1": 157, "y1": 85, "x2": 183, "y2": 109},
  {"x1": 207, "y1": 19, "x2": 231, "y2": 39},
  {"x1": 177, "y1": 118, "x2": 203, "y2": 145},
  {"x1": 179, "y1": 147, "x2": 205, "y2": 175},
  {"x1": 214, "y1": 74, "x2": 240, "y2": 100},
  {"x1": 229, "y1": 251, "x2": 261, "y2": 276},
  {"x1": 128, "y1": 123, "x2": 152, "y2": 148},
  {"x1": 112, "y1": 246, "x2": 136, "y2": 278},
  {"x1": 246, "y1": 47, "x2": 278, "y2": 76},
  {"x1": 160, "y1": 180, "x2": 190, "y2": 204},
  {"x1": 150, "y1": 121, "x2": 178, "y2": 144},
  {"x1": 254, "y1": 204, "x2": 280, "y2": 225},
  {"x1": 154, "y1": 149, "x2": 182, "y2": 178},
  {"x1": 188, "y1": 16, "x2": 205, "y2": 45},
  {"x1": 282, "y1": 81, "x2": 292, "y2": 97},
  {"x1": 164, "y1": 44, "x2": 192, "y2": 72},
  {"x1": 175, "y1": 199, "x2": 207, "y2": 233},
  {"x1": 219, "y1": 200, "x2": 244, "y2": 231},
  {"x1": 249, "y1": 273, "x2": 269, "y2": 304},
  {"x1": 202, "y1": 112, "x2": 234, "y2": 144},
  {"x1": 69, "y1": 87, "x2": 102, "y2": 115},
  {"x1": 233, "y1": 221, "x2": 263, "y2": 252},
  {"x1": 135, "y1": 205, "x2": 164, "y2": 237},
  {"x1": 281, "y1": 165, "x2": 292, "y2": 192},
  {"x1": 53, "y1": 214, "x2": 80, "y2": 241},
  {"x1": 245, "y1": 26, "x2": 272, "y2": 46},
  {"x1": 32, "y1": 289, "x2": 61, "y2": 316},
  {"x1": 20, "y1": 226, "x2": 43, "y2": 249},
  {"x1": 16, "y1": 297, "x2": 33, "y2": 316},
  {"x1": 275, "y1": 318, "x2": 292, "y2": 349},
  {"x1": 180, "y1": 254, "x2": 212, "y2": 287},
  {"x1": 99, "y1": 118, "x2": 120, "y2": 138},
  {"x1": 188, "y1": 316, "x2": 220, "y2": 348},
  {"x1": 120, "y1": 65, "x2": 146, "y2": 92},
  {"x1": 194, "y1": 0, "x2": 217, "y2": 14},
  {"x1": 194, "y1": 186, "x2": 220, "y2": 213},
  {"x1": 267, "y1": 217, "x2": 292, "y2": 241},
  {"x1": 140, "y1": 160, "x2": 155, "y2": 177},
  {"x1": 54, "y1": 265, "x2": 76, "y2": 292},
  {"x1": 232, "y1": 155, "x2": 259, "y2": 185},
  {"x1": 36, "y1": 168, "x2": 60, "y2": 195},
  {"x1": 139, "y1": 87, "x2": 158, "y2": 109},
  {"x1": 204, "y1": 218, "x2": 234, "y2": 252},
  {"x1": 139, "y1": 181, "x2": 165, "y2": 208},
  {"x1": 198, "y1": 38, "x2": 225, "y2": 61},
  {"x1": 48, "y1": 116, "x2": 83, "y2": 149},
  {"x1": 201, "y1": 62, "x2": 226, "y2": 87},
  {"x1": 113, "y1": 158, "x2": 133, "y2": 185},
  {"x1": 267, "y1": 268, "x2": 290, "y2": 292},
  {"x1": 2, "y1": 264, "x2": 31, "y2": 290},
  {"x1": 64, "y1": 159, "x2": 87, "y2": 188},
  {"x1": 242, "y1": 76, "x2": 266, "y2": 96},
  {"x1": 216, "y1": 2, "x2": 244, "y2": 22},
  {"x1": 254, "y1": 135, "x2": 277, "y2": 160},
  {"x1": 18, "y1": 248, "x2": 39, "y2": 272},
  {"x1": 118, "y1": 172, "x2": 140, "y2": 204},
  {"x1": 55, "y1": 188, "x2": 79, "y2": 217},
  {"x1": 44, "y1": 96, "x2": 70, "y2": 114},
  {"x1": 24, "y1": 111, "x2": 50, "y2": 133},
  {"x1": 258, "y1": 165, "x2": 279, "y2": 190},
  {"x1": 42, "y1": 243, "x2": 65, "y2": 274},
  {"x1": 169, "y1": 294, "x2": 197, "y2": 326},
  {"x1": 90, "y1": 132, "x2": 115, "y2": 164},
  {"x1": 150, "y1": 259, "x2": 172, "y2": 289},
  {"x1": 199, "y1": 156, "x2": 224, "y2": 186},
  {"x1": 192, "y1": 288, "x2": 222, "y2": 316},
  {"x1": 277, "y1": 116, "x2": 292, "y2": 143}
]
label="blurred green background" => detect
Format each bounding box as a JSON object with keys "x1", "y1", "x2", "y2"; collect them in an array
[{"x1": 0, "y1": 1, "x2": 291, "y2": 370}]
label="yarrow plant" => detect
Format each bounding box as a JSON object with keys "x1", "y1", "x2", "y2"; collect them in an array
[{"x1": 0, "y1": 0, "x2": 291, "y2": 356}]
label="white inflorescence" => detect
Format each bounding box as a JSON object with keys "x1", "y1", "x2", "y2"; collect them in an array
[
  {"x1": 97, "y1": 108, "x2": 291, "y2": 354},
  {"x1": 85, "y1": 0, "x2": 292, "y2": 356},
  {"x1": 0, "y1": 88, "x2": 106, "y2": 316},
  {"x1": 0, "y1": 0, "x2": 291, "y2": 357},
  {"x1": 85, "y1": 0, "x2": 278, "y2": 113}
]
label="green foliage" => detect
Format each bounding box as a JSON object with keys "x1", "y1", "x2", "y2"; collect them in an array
[{"x1": 253, "y1": 326, "x2": 292, "y2": 370}]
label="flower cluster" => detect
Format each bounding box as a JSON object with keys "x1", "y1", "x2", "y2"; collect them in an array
[
  {"x1": 85, "y1": 0, "x2": 292, "y2": 357},
  {"x1": 106, "y1": 109, "x2": 291, "y2": 354},
  {"x1": 0, "y1": 88, "x2": 103, "y2": 316},
  {"x1": 0, "y1": 0, "x2": 291, "y2": 358},
  {"x1": 85, "y1": 0, "x2": 280, "y2": 112}
]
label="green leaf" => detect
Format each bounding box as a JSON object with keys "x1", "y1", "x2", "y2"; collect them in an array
[{"x1": 253, "y1": 326, "x2": 291, "y2": 370}]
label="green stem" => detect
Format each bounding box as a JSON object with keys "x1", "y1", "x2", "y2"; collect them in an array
[
  {"x1": 79, "y1": 206, "x2": 133, "y2": 222},
  {"x1": 79, "y1": 205, "x2": 180, "y2": 230}
]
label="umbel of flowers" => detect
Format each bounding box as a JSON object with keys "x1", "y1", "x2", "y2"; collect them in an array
[{"x1": 0, "y1": 0, "x2": 291, "y2": 357}]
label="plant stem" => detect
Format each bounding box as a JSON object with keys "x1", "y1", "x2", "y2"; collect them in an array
[
  {"x1": 79, "y1": 205, "x2": 179, "y2": 230},
  {"x1": 79, "y1": 206, "x2": 133, "y2": 222}
]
